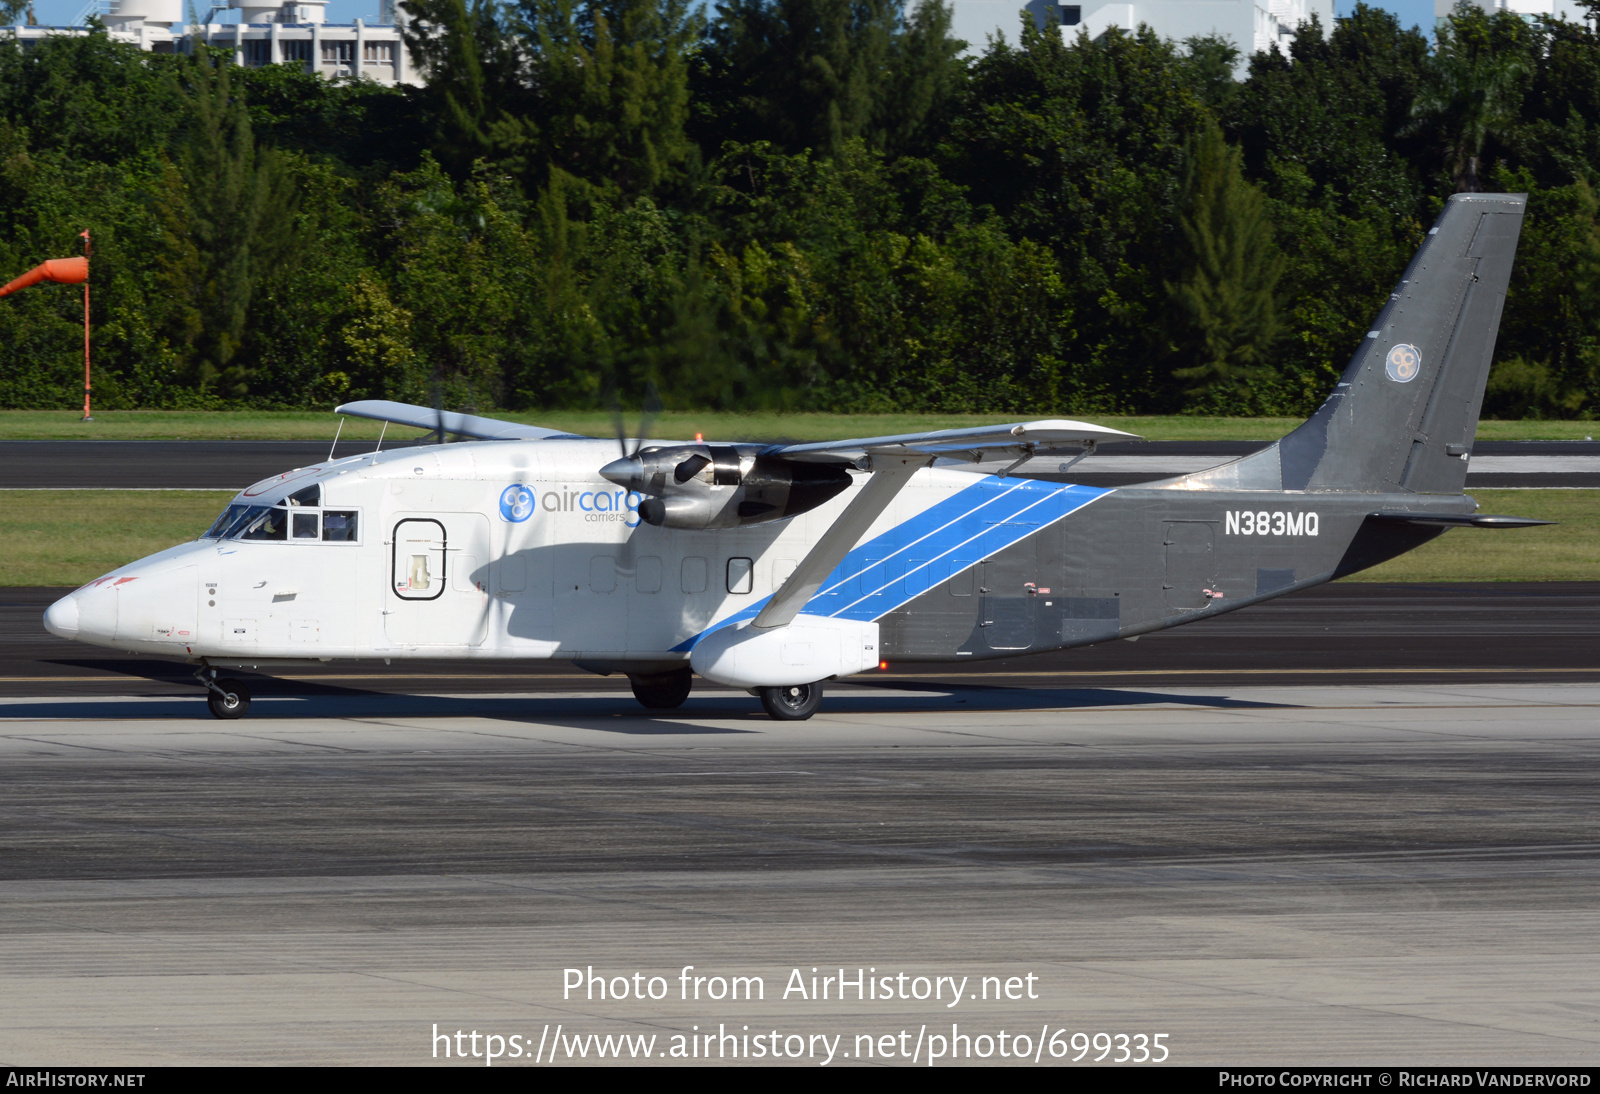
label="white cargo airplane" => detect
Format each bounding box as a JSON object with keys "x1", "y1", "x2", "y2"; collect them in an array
[
  {"x1": 42, "y1": 195, "x2": 1541, "y2": 722},
  {"x1": 42, "y1": 404, "x2": 1137, "y2": 720}
]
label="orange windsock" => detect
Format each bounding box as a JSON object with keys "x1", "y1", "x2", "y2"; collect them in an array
[{"x1": 0, "y1": 256, "x2": 89, "y2": 297}]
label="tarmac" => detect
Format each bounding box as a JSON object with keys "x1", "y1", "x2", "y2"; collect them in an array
[{"x1": 2, "y1": 673, "x2": 1598, "y2": 1065}]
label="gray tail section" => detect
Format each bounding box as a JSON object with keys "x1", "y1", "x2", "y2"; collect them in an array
[{"x1": 1188, "y1": 193, "x2": 1527, "y2": 495}]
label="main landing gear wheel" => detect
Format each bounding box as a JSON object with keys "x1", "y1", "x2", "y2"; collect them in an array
[
  {"x1": 206, "y1": 678, "x2": 251, "y2": 720},
  {"x1": 629, "y1": 668, "x2": 694, "y2": 710},
  {"x1": 759, "y1": 682, "x2": 823, "y2": 721}
]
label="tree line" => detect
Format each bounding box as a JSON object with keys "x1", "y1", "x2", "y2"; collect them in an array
[{"x1": 0, "y1": 0, "x2": 1597, "y2": 418}]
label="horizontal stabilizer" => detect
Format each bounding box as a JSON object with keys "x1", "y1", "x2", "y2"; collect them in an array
[
  {"x1": 333, "y1": 400, "x2": 582, "y2": 441},
  {"x1": 766, "y1": 419, "x2": 1139, "y2": 466},
  {"x1": 1369, "y1": 512, "x2": 1554, "y2": 528}
]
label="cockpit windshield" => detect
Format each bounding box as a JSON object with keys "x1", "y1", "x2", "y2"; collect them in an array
[
  {"x1": 204, "y1": 504, "x2": 269, "y2": 540},
  {"x1": 238, "y1": 507, "x2": 288, "y2": 541},
  {"x1": 201, "y1": 497, "x2": 358, "y2": 543}
]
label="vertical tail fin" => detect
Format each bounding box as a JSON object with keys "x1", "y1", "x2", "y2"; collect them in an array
[{"x1": 1273, "y1": 193, "x2": 1526, "y2": 493}]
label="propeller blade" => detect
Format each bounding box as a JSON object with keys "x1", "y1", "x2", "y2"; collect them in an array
[
  {"x1": 604, "y1": 378, "x2": 628, "y2": 459},
  {"x1": 431, "y1": 372, "x2": 445, "y2": 445},
  {"x1": 631, "y1": 381, "x2": 662, "y2": 459}
]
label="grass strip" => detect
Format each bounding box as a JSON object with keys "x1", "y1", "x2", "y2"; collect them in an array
[
  {"x1": 1346, "y1": 489, "x2": 1599, "y2": 582},
  {"x1": 0, "y1": 409, "x2": 1593, "y2": 442},
  {"x1": 0, "y1": 490, "x2": 234, "y2": 587},
  {"x1": 1, "y1": 488, "x2": 1590, "y2": 588}
]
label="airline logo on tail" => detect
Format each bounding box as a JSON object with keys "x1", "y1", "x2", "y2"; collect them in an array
[{"x1": 1386, "y1": 343, "x2": 1421, "y2": 382}]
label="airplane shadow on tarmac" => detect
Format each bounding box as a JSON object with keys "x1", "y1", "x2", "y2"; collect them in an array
[{"x1": 0, "y1": 680, "x2": 1296, "y2": 728}]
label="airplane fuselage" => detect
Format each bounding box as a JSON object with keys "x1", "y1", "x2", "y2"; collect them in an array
[{"x1": 43, "y1": 436, "x2": 1466, "y2": 672}]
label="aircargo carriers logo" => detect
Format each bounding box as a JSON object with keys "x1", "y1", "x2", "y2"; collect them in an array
[{"x1": 501, "y1": 483, "x2": 646, "y2": 527}]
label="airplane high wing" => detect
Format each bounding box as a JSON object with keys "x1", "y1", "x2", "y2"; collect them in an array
[
  {"x1": 335, "y1": 399, "x2": 584, "y2": 441},
  {"x1": 760, "y1": 419, "x2": 1139, "y2": 466}
]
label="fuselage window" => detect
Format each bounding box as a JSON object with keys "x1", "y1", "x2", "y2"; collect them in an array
[
  {"x1": 322, "y1": 511, "x2": 359, "y2": 542},
  {"x1": 727, "y1": 557, "x2": 753, "y2": 595},
  {"x1": 238, "y1": 507, "x2": 289, "y2": 541},
  {"x1": 950, "y1": 560, "x2": 976, "y2": 596},
  {"x1": 292, "y1": 512, "x2": 319, "y2": 539}
]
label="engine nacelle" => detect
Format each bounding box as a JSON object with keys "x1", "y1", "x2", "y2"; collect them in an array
[
  {"x1": 601, "y1": 445, "x2": 851, "y2": 530},
  {"x1": 690, "y1": 615, "x2": 880, "y2": 688}
]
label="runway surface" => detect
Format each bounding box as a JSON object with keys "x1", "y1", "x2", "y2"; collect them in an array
[
  {"x1": 1, "y1": 681, "x2": 1598, "y2": 1065},
  {"x1": 3, "y1": 439, "x2": 1597, "y2": 489}
]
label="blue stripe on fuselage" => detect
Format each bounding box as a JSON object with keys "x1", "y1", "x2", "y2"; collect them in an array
[{"x1": 670, "y1": 476, "x2": 1111, "y2": 652}]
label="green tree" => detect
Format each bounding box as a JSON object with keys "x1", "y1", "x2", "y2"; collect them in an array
[
  {"x1": 1165, "y1": 122, "x2": 1285, "y2": 411},
  {"x1": 693, "y1": 0, "x2": 962, "y2": 157},
  {"x1": 399, "y1": 0, "x2": 525, "y2": 176},
  {"x1": 1176, "y1": 34, "x2": 1239, "y2": 112},
  {"x1": 947, "y1": 21, "x2": 1213, "y2": 411},
  {"x1": 1488, "y1": 173, "x2": 1600, "y2": 417},
  {"x1": 1408, "y1": 4, "x2": 1532, "y2": 193},
  {"x1": 509, "y1": 0, "x2": 700, "y2": 198},
  {"x1": 153, "y1": 51, "x2": 298, "y2": 397}
]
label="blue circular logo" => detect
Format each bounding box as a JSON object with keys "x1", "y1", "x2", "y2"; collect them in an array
[{"x1": 498, "y1": 484, "x2": 535, "y2": 522}]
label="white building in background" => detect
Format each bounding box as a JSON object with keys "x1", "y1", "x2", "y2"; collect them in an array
[
  {"x1": 3, "y1": 0, "x2": 420, "y2": 87},
  {"x1": 950, "y1": 0, "x2": 1597, "y2": 62},
  {"x1": 1438, "y1": 0, "x2": 1591, "y2": 29},
  {"x1": 950, "y1": 0, "x2": 1332, "y2": 64}
]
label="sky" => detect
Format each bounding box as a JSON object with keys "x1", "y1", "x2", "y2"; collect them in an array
[{"x1": 21, "y1": 0, "x2": 1437, "y2": 46}]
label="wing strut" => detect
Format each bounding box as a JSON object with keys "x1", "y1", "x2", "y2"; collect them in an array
[{"x1": 751, "y1": 455, "x2": 932, "y2": 631}]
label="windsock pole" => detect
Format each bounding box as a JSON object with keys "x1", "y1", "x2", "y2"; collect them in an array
[{"x1": 80, "y1": 230, "x2": 91, "y2": 421}]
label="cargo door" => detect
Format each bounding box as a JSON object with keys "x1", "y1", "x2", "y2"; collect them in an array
[
  {"x1": 386, "y1": 514, "x2": 490, "y2": 647},
  {"x1": 979, "y1": 559, "x2": 1033, "y2": 651},
  {"x1": 1163, "y1": 521, "x2": 1216, "y2": 610}
]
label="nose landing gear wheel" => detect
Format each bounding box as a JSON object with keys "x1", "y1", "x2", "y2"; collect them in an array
[
  {"x1": 758, "y1": 682, "x2": 822, "y2": 721},
  {"x1": 206, "y1": 678, "x2": 250, "y2": 720},
  {"x1": 629, "y1": 667, "x2": 694, "y2": 710}
]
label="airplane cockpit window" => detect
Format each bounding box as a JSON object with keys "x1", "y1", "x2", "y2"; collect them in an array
[
  {"x1": 238, "y1": 507, "x2": 289, "y2": 541},
  {"x1": 322, "y1": 511, "x2": 358, "y2": 542},
  {"x1": 204, "y1": 504, "x2": 256, "y2": 539},
  {"x1": 202, "y1": 499, "x2": 359, "y2": 543}
]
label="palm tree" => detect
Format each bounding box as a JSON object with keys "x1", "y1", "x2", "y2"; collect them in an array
[{"x1": 1408, "y1": 13, "x2": 1529, "y2": 193}]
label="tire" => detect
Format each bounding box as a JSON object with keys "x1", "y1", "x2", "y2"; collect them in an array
[
  {"x1": 629, "y1": 668, "x2": 693, "y2": 710},
  {"x1": 759, "y1": 682, "x2": 823, "y2": 721},
  {"x1": 207, "y1": 678, "x2": 251, "y2": 720}
]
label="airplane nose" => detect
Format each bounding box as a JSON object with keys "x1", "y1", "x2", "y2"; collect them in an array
[
  {"x1": 43, "y1": 594, "x2": 79, "y2": 639},
  {"x1": 599, "y1": 456, "x2": 644, "y2": 490}
]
